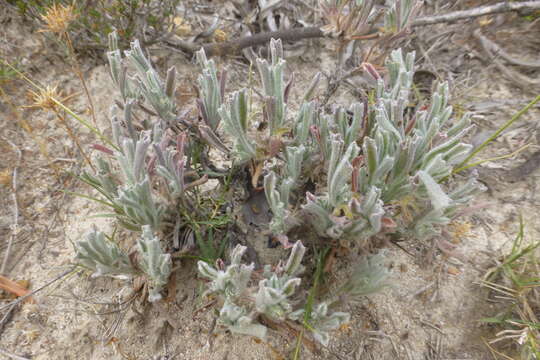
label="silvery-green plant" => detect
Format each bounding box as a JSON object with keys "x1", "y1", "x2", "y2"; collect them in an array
[
  {"x1": 153, "y1": 132, "x2": 188, "y2": 200},
  {"x1": 219, "y1": 89, "x2": 258, "y2": 163},
  {"x1": 207, "y1": 38, "x2": 482, "y2": 245},
  {"x1": 198, "y1": 242, "x2": 389, "y2": 345},
  {"x1": 80, "y1": 32, "x2": 210, "y2": 232},
  {"x1": 72, "y1": 2, "x2": 484, "y2": 345},
  {"x1": 75, "y1": 229, "x2": 135, "y2": 279},
  {"x1": 125, "y1": 39, "x2": 177, "y2": 125},
  {"x1": 75, "y1": 32, "x2": 208, "y2": 301},
  {"x1": 197, "y1": 244, "x2": 259, "y2": 337},
  {"x1": 256, "y1": 38, "x2": 288, "y2": 135},
  {"x1": 137, "y1": 225, "x2": 172, "y2": 302},
  {"x1": 197, "y1": 49, "x2": 226, "y2": 131},
  {"x1": 279, "y1": 48, "x2": 484, "y2": 243},
  {"x1": 255, "y1": 240, "x2": 305, "y2": 320},
  {"x1": 292, "y1": 101, "x2": 317, "y2": 146},
  {"x1": 264, "y1": 145, "x2": 306, "y2": 235},
  {"x1": 217, "y1": 38, "x2": 297, "y2": 165},
  {"x1": 198, "y1": 244, "x2": 254, "y2": 299},
  {"x1": 76, "y1": 227, "x2": 172, "y2": 303},
  {"x1": 289, "y1": 302, "x2": 350, "y2": 347},
  {"x1": 198, "y1": 242, "x2": 306, "y2": 338},
  {"x1": 218, "y1": 300, "x2": 268, "y2": 339},
  {"x1": 329, "y1": 103, "x2": 363, "y2": 151}
]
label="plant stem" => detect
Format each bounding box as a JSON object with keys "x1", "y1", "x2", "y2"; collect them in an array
[
  {"x1": 64, "y1": 32, "x2": 99, "y2": 131},
  {"x1": 53, "y1": 108, "x2": 96, "y2": 172},
  {"x1": 0, "y1": 85, "x2": 61, "y2": 178},
  {"x1": 2, "y1": 60, "x2": 117, "y2": 149}
]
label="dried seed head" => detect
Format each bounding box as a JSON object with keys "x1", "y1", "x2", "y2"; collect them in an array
[
  {"x1": 25, "y1": 85, "x2": 76, "y2": 111},
  {"x1": 213, "y1": 29, "x2": 229, "y2": 42},
  {"x1": 26, "y1": 85, "x2": 61, "y2": 111},
  {"x1": 39, "y1": 3, "x2": 78, "y2": 35}
]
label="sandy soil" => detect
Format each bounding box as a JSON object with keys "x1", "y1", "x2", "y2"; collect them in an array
[{"x1": 1, "y1": 3, "x2": 539, "y2": 360}]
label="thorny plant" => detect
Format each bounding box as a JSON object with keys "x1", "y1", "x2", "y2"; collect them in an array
[{"x1": 72, "y1": 2, "x2": 483, "y2": 347}]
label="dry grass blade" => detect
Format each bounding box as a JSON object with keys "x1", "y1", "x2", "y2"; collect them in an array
[
  {"x1": 0, "y1": 267, "x2": 75, "y2": 311},
  {"x1": 0, "y1": 348, "x2": 30, "y2": 360},
  {"x1": 0, "y1": 275, "x2": 32, "y2": 302},
  {"x1": 38, "y1": 2, "x2": 99, "y2": 130},
  {"x1": 38, "y1": 2, "x2": 77, "y2": 35},
  {"x1": 480, "y1": 218, "x2": 540, "y2": 359},
  {"x1": 25, "y1": 85, "x2": 95, "y2": 171}
]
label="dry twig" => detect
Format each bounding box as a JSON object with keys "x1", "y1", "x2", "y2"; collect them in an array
[
  {"x1": 0, "y1": 267, "x2": 75, "y2": 311},
  {"x1": 165, "y1": 26, "x2": 323, "y2": 56},
  {"x1": 163, "y1": 1, "x2": 540, "y2": 58},
  {"x1": 473, "y1": 31, "x2": 540, "y2": 68},
  {"x1": 0, "y1": 303, "x2": 18, "y2": 336},
  {"x1": 413, "y1": 0, "x2": 540, "y2": 26},
  {"x1": 0, "y1": 348, "x2": 30, "y2": 360},
  {"x1": 473, "y1": 29, "x2": 540, "y2": 88},
  {"x1": 1, "y1": 138, "x2": 21, "y2": 275}
]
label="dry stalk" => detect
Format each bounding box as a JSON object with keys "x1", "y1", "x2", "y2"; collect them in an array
[
  {"x1": 64, "y1": 33, "x2": 99, "y2": 131},
  {"x1": 0, "y1": 85, "x2": 60, "y2": 177},
  {"x1": 0, "y1": 267, "x2": 76, "y2": 311},
  {"x1": 0, "y1": 348, "x2": 30, "y2": 360},
  {"x1": 165, "y1": 1, "x2": 540, "y2": 59},
  {"x1": 39, "y1": 2, "x2": 99, "y2": 130},
  {"x1": 413, "y1": 0, "x2": 540, "y2": 26},
  {"x1": 25, "y1": 85, "x2": 96, "y2": 171},
  {"x1": 473, "y1": 29, "x2": 540, "y2": 89},
  {"x1": 0, "y1": 138, "x2": 21, "y2": 275},
  {"x1": 52, "y1": 107, "x2": 96, "y2": 172}
]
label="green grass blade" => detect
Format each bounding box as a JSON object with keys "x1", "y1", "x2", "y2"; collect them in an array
[
  {"x1": 455, "y1": 94, "x2": 540, "y2": 173},
  {"x1": 64, "y1": 191, "x2": 117, "y2": 209}
]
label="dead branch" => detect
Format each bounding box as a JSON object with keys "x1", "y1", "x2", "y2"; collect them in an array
[
  {"x1": 473, "y1": 29, "x2": 540, "y2": 88},
  {"x1": 164, "y1": 0, "x2": 540, "y2": 58},
  {"x1": 0, "y1": 303, "x2": 18, "y2": 337},
  {"x1": 413, "y1": 0, "x2": 540, "y2": 26},
  {"x1": 165, "y1": 26, "x2": 323, "y2": 57},
  {"x1": 473, "y1": 29, "x2": 540, "y2": 68}
]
